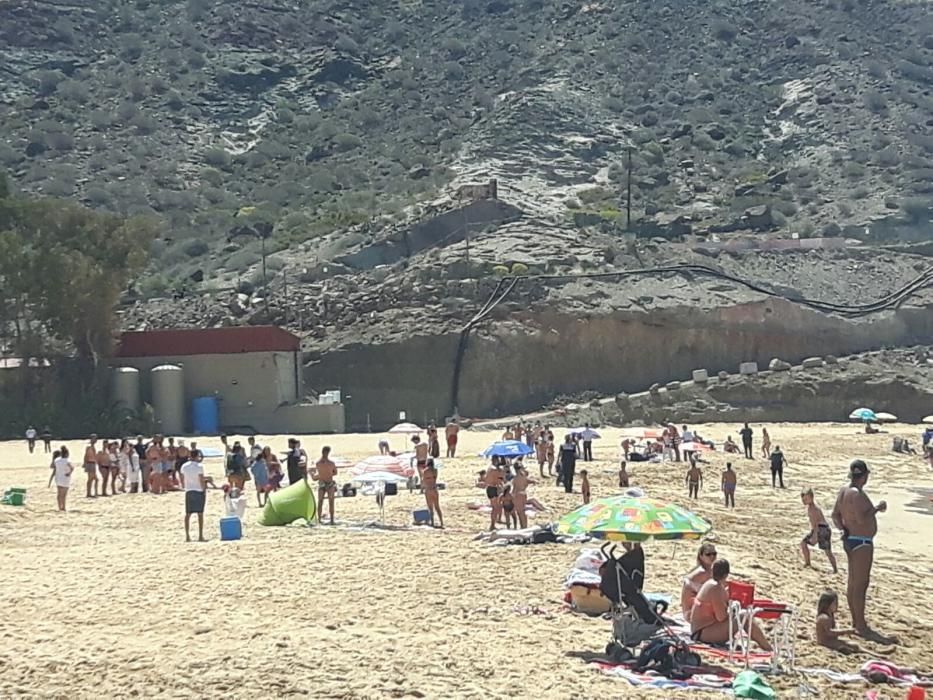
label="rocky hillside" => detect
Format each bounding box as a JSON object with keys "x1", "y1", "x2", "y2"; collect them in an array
[{"x1": 3, "y1": 0, "x2": 933, "y2": 295}]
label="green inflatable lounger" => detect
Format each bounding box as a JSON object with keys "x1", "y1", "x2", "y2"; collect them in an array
[{"x1": 258, "y1": 479, "x2": 317, "y2": 526}]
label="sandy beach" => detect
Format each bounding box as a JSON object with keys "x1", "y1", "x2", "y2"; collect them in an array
[{"x1": 1, "y1": 423, "x2": 931, "y2": 699}]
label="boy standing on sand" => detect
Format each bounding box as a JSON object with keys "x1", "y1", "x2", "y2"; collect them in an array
[
  {"x1": 721, "y1": 463, "x2": 736, "y2": 508},
  {"x1": 801, "y1": 488, "x2": 838, "y2": 573},
  {"x1": 685, "y1": 460, "x2": 703, "y2": 499},
  {"x1": 618, "y1": 461, "x2": 630, "y2": 488},
  {"x1": 580, "y1": 469, "x2": 591, "y2": 504},
  {"x1": 312, "y1": 446, "x2": 337, "y2": 525}
]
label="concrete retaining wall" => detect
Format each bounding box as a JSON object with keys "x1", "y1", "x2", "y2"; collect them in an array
[{"x1": 310, "y1": 297, "x2": 933, "y2": 429}]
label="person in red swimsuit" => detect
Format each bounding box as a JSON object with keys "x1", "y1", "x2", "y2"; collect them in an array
[{"x1": 445, "y1": 420, "x2": 460, "y2": 458}]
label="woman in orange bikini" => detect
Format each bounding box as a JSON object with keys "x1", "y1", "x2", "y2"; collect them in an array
[{"x1": 690, "y1": 558, "x2": 772, "y2": 652}]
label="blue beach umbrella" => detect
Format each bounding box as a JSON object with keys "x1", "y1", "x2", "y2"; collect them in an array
[
  {"x1": 480, "y1": 440, "x2": 534, "y2": 458},
  {"x1": 848, "y1": 407, "x2": 877, "y2": 422}
]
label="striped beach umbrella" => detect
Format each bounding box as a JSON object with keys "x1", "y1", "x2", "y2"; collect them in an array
[{"x1": 555, "y1": 495, "x2": 712, "y2": 542}]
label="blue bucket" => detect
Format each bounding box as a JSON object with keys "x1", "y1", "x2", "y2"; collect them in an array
[{"x1": 219, "y1": 516, "x2": 242, "y2": 541}]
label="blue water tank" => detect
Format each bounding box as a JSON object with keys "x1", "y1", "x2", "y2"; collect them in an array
[{"x1": 191, "y1": 396, "x2": 219, "y2": 435}]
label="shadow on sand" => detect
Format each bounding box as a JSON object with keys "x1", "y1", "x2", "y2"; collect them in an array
[{"x1": 904, "y1": 486, "x2": 933, "y2": 516}]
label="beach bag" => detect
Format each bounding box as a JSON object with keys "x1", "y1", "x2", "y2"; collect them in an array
[
  {"x1": 634, "y1": 638, "x2": 697, "y2": 680},
  {"x1": 634, "y1": 639, "x2": 675, "y2": 675}
]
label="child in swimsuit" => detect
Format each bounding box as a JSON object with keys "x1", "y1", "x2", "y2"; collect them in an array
[
  {"x1": 618, "y1": 461, "x2": 630, "y2": 488},
  {"x1": 268, "y1": 459, "x2": 283, "y2": 491},
  {"x1": 500, "y1": 485, "x2": 517, "y2": 529},
  {"x1": 801, "y1": 488, "x2": 838, "y2": 573},
  {"x1": 251, "y1": 455, "x2": 270, "y2": 507},
  {"x1": 579, "y1": 469, "x2": 590, "y2": 504},
  {"x1": 815, "y1": 590, "x2": 859, "y2": 653}
]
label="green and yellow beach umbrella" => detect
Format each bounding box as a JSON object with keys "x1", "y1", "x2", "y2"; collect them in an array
[{"x1": 555, "y1": 495, "x2": 711, "y2": 542}]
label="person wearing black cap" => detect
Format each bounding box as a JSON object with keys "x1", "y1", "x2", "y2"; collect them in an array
[{"x1": 830, "y1": 459, "x2": 888, "y2": 639}]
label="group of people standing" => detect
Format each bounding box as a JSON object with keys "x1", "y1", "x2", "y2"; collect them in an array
[
  {"x1": 47, "y1": 434, "x2": 210, "y2": 516},
  {"x1": 498, "y1": 421, "x2": 600, "y2": 493},
  {"x1": 479, "y1": 457, "x2": 541, "y2": 530}
]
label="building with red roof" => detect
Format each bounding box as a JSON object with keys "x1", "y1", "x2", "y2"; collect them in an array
[{"x1": 112, "y1": 326, "x2": 343, "y2": 434}]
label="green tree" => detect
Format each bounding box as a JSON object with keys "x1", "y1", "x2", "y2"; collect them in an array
[{"x1": 0, "y1": 178, "x2": 157, "y2": 366}]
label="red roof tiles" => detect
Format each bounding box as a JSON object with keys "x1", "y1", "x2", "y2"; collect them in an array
[{"x1": 116, "y1": 326, "x2": 300, "y2": 358}]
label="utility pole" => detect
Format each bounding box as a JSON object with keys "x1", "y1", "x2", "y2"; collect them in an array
[
  {"x1": 626, "y1": 145, "x2": 634, "y2": 230},
  {"x1": 282, "y1": 269, "x2": 288, "y2": 328},
  {"x1": 259, "y1": 232, "x2": 269, "y2": 306},
  {"x1": 464, "y1": 229, "x2": 471, "y2": 277},
  {"x1": 461, "y1": 203, "x2": 471, "y2": 279}
]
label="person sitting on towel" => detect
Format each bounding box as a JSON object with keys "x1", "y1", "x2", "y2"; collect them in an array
[{"x1": 690, "y1": 559, "x2": 772, "y2": 652}]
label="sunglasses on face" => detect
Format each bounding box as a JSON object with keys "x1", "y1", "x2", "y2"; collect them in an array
[{"x1": 703, "y1": 551, "x2": 718, "y2": 558}]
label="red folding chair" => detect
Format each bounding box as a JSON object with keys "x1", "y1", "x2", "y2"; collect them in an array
[{"x1": 727, "y1": 580, "x2": 797, "y2": 670}]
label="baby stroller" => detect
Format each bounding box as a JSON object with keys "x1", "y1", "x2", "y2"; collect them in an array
[{"x1": 599, "y1": 542, "x2": 699, "y2": 666}]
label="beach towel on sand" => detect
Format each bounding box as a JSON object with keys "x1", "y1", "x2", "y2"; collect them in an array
[
  {"x1": 591, "y1": 662, "x2": 733, "y2": 691},
  {"x1": 861, "y1": 659, "x2": 933, "y2": 686},
  {"x1": 666, "y1": 614, "x2": 772, "y2": 663}
]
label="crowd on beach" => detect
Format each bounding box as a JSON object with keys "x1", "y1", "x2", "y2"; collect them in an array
[
  {"x1": 41, "y1": 417, "x2": 923, "y2": 658},
  {"x1": 481, "y1": 420, "x2": 910, "y2": 655}
]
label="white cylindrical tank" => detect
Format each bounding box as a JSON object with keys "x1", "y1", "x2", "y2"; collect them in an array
[
  {"x1": 151, "y1": 364, "x2": 185, "y2": 435},
  {"x1": 112, "y1": 366, "x2": 140, "y2": 416}
]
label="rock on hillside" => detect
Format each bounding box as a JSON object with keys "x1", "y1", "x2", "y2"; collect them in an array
[{"x1": 2, "y1": 0, "x2": 933, "y2": 289}]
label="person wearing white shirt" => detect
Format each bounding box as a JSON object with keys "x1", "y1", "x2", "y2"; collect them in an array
[
  {"x1": 180, "y1": 450, "x2": 212, "y2": 542},
  {"x1": 51, "y1": 446, "x2": 74, "y2": 511},
  {"x1": 682, "y1": 425, "x2": 696, "y2": 462},
  {"x1": 579, "y1": 424, "x2": 599, "y2": 462},
  {"x1": 25, "y1": 426, "x2": 37, "y2": 454},
  {"x1": 247, "y1": 436, "x2": 263, "y2": 463},
  {"x1": 128, "y1": 448, "x2": 142, "y2": 493}
]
